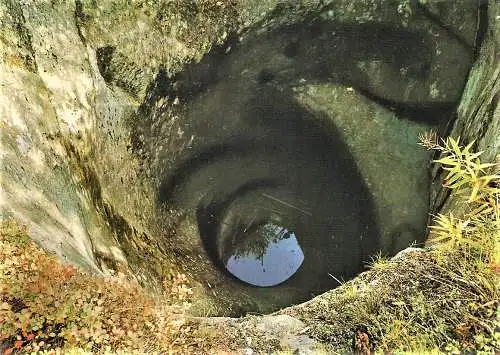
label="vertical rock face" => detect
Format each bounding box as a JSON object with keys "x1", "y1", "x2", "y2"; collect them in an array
[
  {"x1": 431, "y1": 1, "x2": 499, "y2": 218},
  {"x1": 1, "y1": 0, "x2": 108, "y2": 274},
  {"x1": 0, "y1": 0, "x2": 484, "y2": 315},
  {"x1": 1, "y1": 0, "x2": 239, "y2": 292}
]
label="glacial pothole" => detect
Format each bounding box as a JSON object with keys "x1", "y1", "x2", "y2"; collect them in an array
[{"x1": 131, "y1": 16, "x2": 473, "y2": 314}]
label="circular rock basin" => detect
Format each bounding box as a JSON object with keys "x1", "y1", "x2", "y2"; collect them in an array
[
  {"x1": 161, "y1": 91, "x2": 380, "y2": 304},
  {"x1": 151, "y1": 18, "x2": 449, "y2": 313}
]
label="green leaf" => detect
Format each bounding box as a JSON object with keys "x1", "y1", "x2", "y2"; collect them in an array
[
  {"x1": 446, "y1": 171, "x2": 464, "y2": 186},
  {"x1": 448, "y1": 178, "x2": 471, "y2": 190},
  {"x1": 468, "y1": 151, "x2": 484, "y2": 160},
  {"x1": 468, "y1": 203, "x2": 493, "y2": 218},
  {"x1": 449, "y1": 137, "x2": 461, "y2": 155},
  {"x1": 434, "y1": 156, "x2": 459, "y2": 166}
]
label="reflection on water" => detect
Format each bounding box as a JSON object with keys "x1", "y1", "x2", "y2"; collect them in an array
[
  {"x1": 149, "y1": 8, "x2": 474, "y2": 312},
  {"x1": 225, "y1": 223, "x2": 304, "y2": 287},
  {"x1": 166, "y1": 86, "x2": 380, "y2": 301}
]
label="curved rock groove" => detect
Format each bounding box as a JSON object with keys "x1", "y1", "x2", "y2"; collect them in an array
[{"x1": 133, "y1": 18, "x2": 473, "y2": 312}]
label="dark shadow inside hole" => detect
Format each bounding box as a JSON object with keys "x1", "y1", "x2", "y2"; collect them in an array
[
  {"x1": 162, "y1": 88, "x2": 380, "y2": 297},
  {"x1": 96, "y1": 46, "x2": 115, "y2": 83},
  {"x1": 143, "y1": 16, "x2": 473, "y2": 312},
  {"x1": 148, "y1": 21, "x2": 463, "y2": 126},
  {"x1": 257, "y1": 69, "x2": 275, "y2": 84},
  {"x1": 284, "y1": 41, "x2": 299, "y2": 58}
]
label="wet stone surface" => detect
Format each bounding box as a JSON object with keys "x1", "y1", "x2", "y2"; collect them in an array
[{"x1": 136, "y1": 12, "x2": 476, "y2": 313}]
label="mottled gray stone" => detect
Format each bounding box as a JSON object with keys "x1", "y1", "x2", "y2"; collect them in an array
[
  {"x1": 0, "y1": 0, "x2": 496, "y2": 334},
  {"x1": 431, "y1": 1, "x2": 500, "y2": 218}
]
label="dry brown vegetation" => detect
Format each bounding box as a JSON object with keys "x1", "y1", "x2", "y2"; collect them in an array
[{"x1": 0, "y1": 219, "x2": 202, "y2": 354}]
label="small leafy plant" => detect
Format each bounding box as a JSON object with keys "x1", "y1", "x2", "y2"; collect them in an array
[
  {"x1": 415, "y1": 133, "x2": 499, "y2": 353},
  {"x1": 0, "y1": 219, "x2": 198, "y2": 354},
  {"x1": 361, "y1": 133, "x2": 499, "y2": 353},
  {"x1": 418, "y1": 132, "x2": 499, "y2": 264}
]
